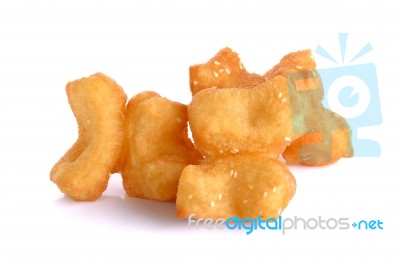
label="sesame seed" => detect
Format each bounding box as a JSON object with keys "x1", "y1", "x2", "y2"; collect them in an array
[
  {"x1": 218, "y1": 193, "x2": 222, "y2": 200},
  {"x1": 213, "y1": 61, "x2": 221, "y2": 65},
  {"x1": 219, "y1": 149, "x2": 224, "y2": 154},
  {"x1": 230, "y1": 170, "x2": 234, "y2": 177},
  {"x1": 225, "y1": 68, "x2": 231, "y2": 75},
  {"x1": 278, "y1": 208, "x2": 282, "y2": 215},
  {"x1": 281, "y1": 97, "x2": 286, "y2": 103},
  {"x1": 188, "y1": 194, "x2": 193, "y2": 200},
  {"x1": 213, "y1": 71, "x2": 219, "y2": 78},
  {"x1": 87, "y1": 119, "x2": 90, "y2": 124},
  {"x1": 230, "y1": 148, "x2": 239, "y2": 154},
  {"x1": 193, "y1": 81, "x2": 198, "y2": 86},
  {"x1": 248, "y1": 185, "x2": 253, "y2": 189},
  {"x1": 278, "y1": 92, "x2": 282, "y2": 99},
  {"x1": 211, "y1": 201, "x2": 215, "y2": 207},
  {"x1": 176, "y1": 117, "x2": 182, "y2": 123},
  {"x1": 272, "y1": 187, "x2": 277, "y2": 192},
  {"x1": 284, "y1": 136, "x2": 292, "y2": 142},
  {"x1": 219, "y1": 68, "x2": 224, "y2": 73},
  {"x1": 233, "y1": 171, "x2": 238, "y2": 178},
  {"x1": 243, "y1": 199, "x2": 248, "y2": 204},
  {"x1": 239, "y1": 63, "x2": 243, "y2": 70},
  {"x1": 296, "y1": 65, "x2": 303, "y2": 69},
  {"x1": 263, "y1": 191, "x2": 268, "y2": 198}
]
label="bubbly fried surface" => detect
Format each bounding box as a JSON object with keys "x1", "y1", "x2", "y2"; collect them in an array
[
  {"x1": 265, "y1": 50, "x2": 353, "y2": 165},
  {"x1": 110, "y1": 92, "x2": 160, "y2": 174},
  {"x1": 189, "y1": 47, "x2": 265, "y2": 95},
  {"x1": 176, "y1": 155, "x2": 296, "y2": 219},
  {"x1": 188, "y1": 76, "x2": 293, "y2": 158},
  {"x1": 189, "y1": 48, "x2": 353, "y2": 165},
  {"x1": 50, "y1": 73, "x2": 127, "y2": 201},
  {"x1": 122, "y1": 92, "x2": 202, "y2": 201}
]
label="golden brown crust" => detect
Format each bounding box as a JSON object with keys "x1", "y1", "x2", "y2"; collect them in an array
[
  {"x1": 111, "y1": 91, "x2": 161, "y2": 174},
  {"x1": 122, "y1": 92, "x2": 202, "y2": 201},
  {"x1": 50, "y1": 73, "x2": 127, "y2": 201},
  {"x1": 189, "y1": 48, "x2": 353, "y2": 165},
  {"x1": 264, "y1": 49, "x2": 317, "y2": 79},
  {"x1": 189, "y1": 47, "x2": 264, "y2": 95},
  {"x1": 188, "y1": 76, "x2": 294, "y2": 158},
  {"x1": 176, "y1": 155, "x2": 296, "y2": 219}
]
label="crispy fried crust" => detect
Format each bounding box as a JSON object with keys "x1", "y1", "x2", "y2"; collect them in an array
[
  {"x1": 188, "y1": 76, "x2": 293, "y2": 158},
  {"x1": 189, "y1": 47, "x2": 265, "y2": 95},
  {"x1": 110, "y1": 92, "x2": 160, "y2": 173},
  {"x1": 265, "y1": 49, "x2": 317, "y2": 79},
  {"x1": 50, "y1": 73, "x2": 127, "y2": 201},
  {"x1": 122, "y1": 92, "x2": 202, "y2": 201},
  {"x1": 176, "y1": 155, "x2": 296, "y2": 219},
  {"x1": 189, "y1": 48, "x2": 353, "y2": 165},
  {"x1": 265, "y1": 50, "x2": 353, "y2": 165}
]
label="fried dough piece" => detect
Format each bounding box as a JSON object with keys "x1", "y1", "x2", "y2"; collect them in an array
[
  {"x1": 189, "y1": 47, "x2": 265, "y2": 95},
  {"x1": 110, "y1": 92, "x2": 160, "y2": 173},
  {"x1": 50, "y1": 73, "x2": 127, "y2": 201},
  {"x1": 188, "y1": 76, "x2": 293, "y2": 158},
  {"x1": 122, "y1": 92, "x2": 202, "y2": 201},
  {"x1": 176, "y1": 155, "x2": 296, "y2": 219},
  {"x1": 190, "y1": 48, "x2": 353, "y2": 165},
  {"x1": 265, "y1": 50, "x2": 353, "y2": 165}
]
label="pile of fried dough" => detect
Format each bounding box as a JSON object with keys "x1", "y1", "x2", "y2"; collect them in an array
[{"x1": 50, "y1": 48, "x2": 353, "y2": 220}]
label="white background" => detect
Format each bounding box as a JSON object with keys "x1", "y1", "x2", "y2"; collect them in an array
[{"x1": 1, "y1": 0, "x2": 399, "y2": 259}]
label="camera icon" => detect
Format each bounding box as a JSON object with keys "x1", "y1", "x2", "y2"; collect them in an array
[{"x1": 317, "y1": 36, "x2": 382, "y2": 157}]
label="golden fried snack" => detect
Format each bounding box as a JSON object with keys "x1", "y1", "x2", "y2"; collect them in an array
[
  {"x1": 265, "y1": 50, "x2": 353, "y2": 165},
  {"x1": 188, "y1": 76, "x2": 294, "y2": 158},
  {"x1": 122, "y1": 92, "x2": 202, "y2": 201},
  {"x1": 112, "y1": 92, "x2": 160, "y2": 173},
  {"x1": 50, "y1": 73, "x2": 127, "y2": 201},
  {"x1": 176, "y1": 155, "x2": 296, "y2": 219},
  {"x1": 189, "y1": 47, "x2": 265, "y2": 95}
]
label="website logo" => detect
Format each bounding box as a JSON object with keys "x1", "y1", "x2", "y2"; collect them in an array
[{"x1": 188, "y1": 214, "x2": 384, "y2": 235}]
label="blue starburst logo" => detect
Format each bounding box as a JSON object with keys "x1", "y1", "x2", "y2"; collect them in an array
[{"x1": 316, "y1": 33, "x2": 382, "y2": 157}]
